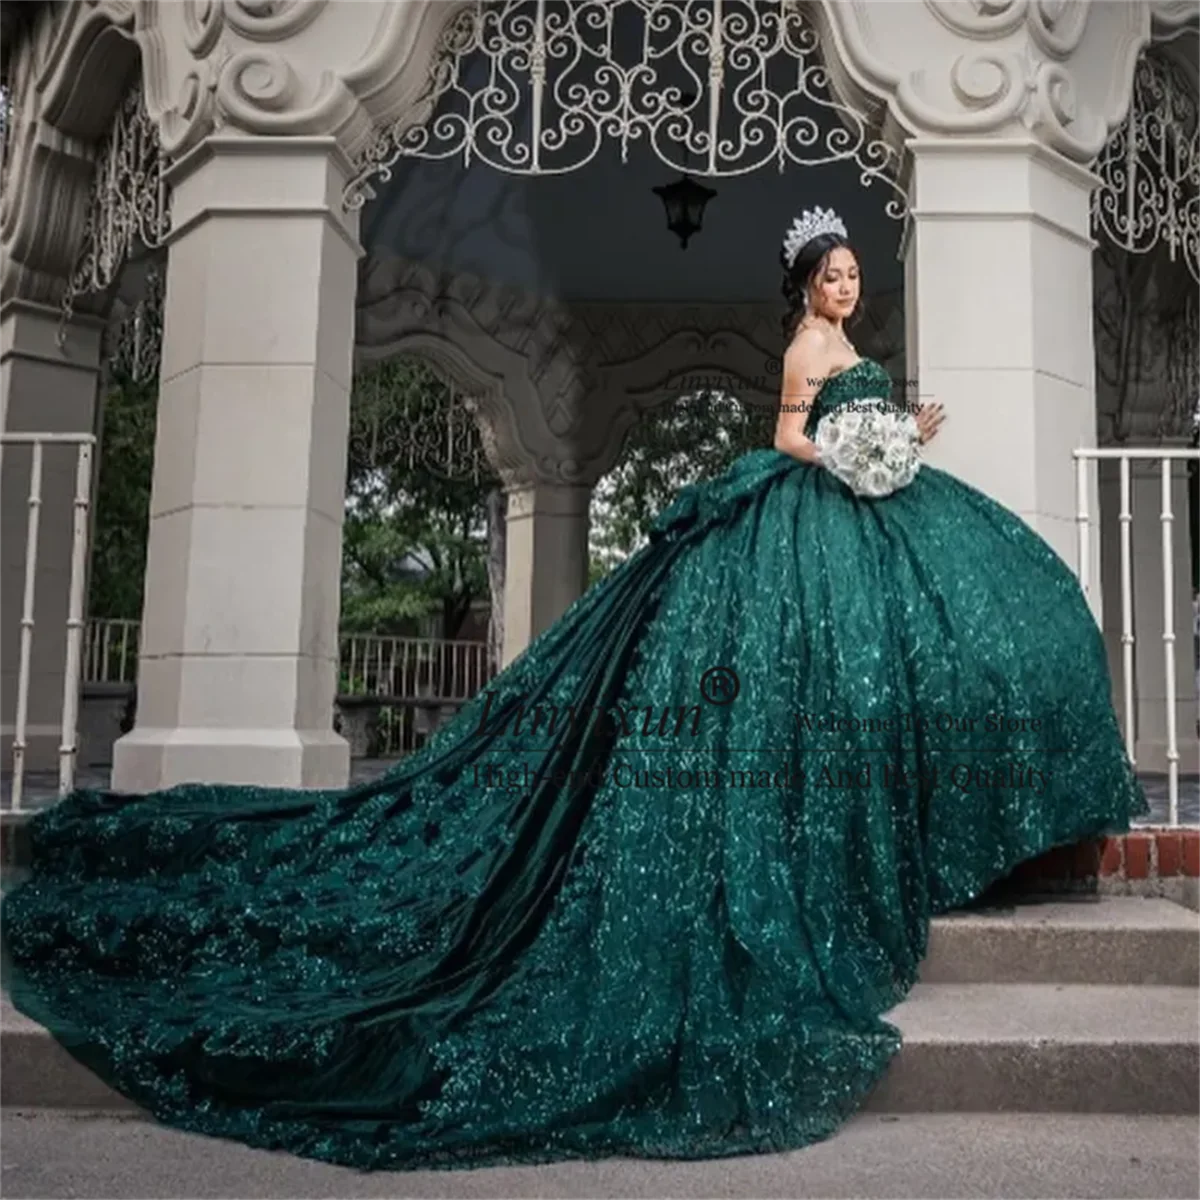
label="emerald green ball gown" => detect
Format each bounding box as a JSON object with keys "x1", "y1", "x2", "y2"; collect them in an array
[{"x1": 1, "y1": 358, "x2": 1147, "y2": 1171}]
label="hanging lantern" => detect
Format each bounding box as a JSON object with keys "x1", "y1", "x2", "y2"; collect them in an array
[{"x1": 653, "y1": 174, "x2": 718, "y2": 249}]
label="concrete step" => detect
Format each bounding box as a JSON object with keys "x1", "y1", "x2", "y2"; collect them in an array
[
  {"x1": 3, "y1": 1111, "x2": 1198, "y2": 1198},
  {"x1": 5, "y1": 982, "x2": 1197, "y2": 1116},
  {"x1": 865, "y1": 982, "x2": 1199, "y2": 1114},
  {"x1": 2, "y1": 997, "x2": 137, "y2": 1113},
  {"x1": 921, "y1": 897, "x2": 1200, "y2": 986}
]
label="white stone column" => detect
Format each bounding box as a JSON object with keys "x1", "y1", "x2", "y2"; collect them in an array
[
  {"x1": 501, "y1": 481, "x2": 591, "y2": 666},
  {"x1": 1, "y1": 301, "x2": 104, "y2": 772},
  {"x1": 111, "y1": 137, "x2": 360, "y2": 791},
  {"x1": 905, "y1": 137, "x2": 1104, "y2": 618}
]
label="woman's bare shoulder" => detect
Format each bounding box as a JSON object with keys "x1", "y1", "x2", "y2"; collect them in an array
[{"x1": 784, "y1": 326, "x2": 832, "y2": 371}]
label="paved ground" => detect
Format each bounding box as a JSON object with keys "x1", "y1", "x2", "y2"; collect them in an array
[
  {"x1": 2, "y1": 1110, "x2": 1197, "y2": 1199},
  {"x1": 5, "y1": 763, "x2": 1198, "y2": 825}
]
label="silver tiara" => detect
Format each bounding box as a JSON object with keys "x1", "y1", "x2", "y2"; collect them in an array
[{"x1": 782, "y1": 206, "x2": 848, "y2": 268}]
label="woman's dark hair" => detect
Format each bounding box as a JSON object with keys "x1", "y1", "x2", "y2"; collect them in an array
[{"x1": 780, "y1": 232, "x2": 865, "y2": 343}]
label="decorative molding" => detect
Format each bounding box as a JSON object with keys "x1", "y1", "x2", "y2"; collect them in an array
[
  {"x1": 221, "y1": 0, "x2": 329, "y2": 43},
  {"x1": 0, "y1": 0, "x2": 469, "y2": 175},
  {"x1": 356, "y1": 254, "x2": 590, "y2": 488},
  {"x1": 923, "y1": 0, "x2": 1028, "y2": 40},
  {"x1": 816, "y1": 0, "x2": 1182, "y2": 165},
  {"x1": 0, "y1": 0, "x2": 447, "y2": 305},
  {"x1": 354, "y1": 252, "x2": 905, "y2": 486},
  {"x1": 2, "y1": 0, "x2": 1193, "y2": 309},
  {"x1": 1026, "y1": 0, "x2": 1090, "y2": 60},
  {"x1": 1149, "y1": 1, "x2": 1200, "y2": 36},
  {"x1": 0, "y1": 7, "x2": 125, "y2": 308}
]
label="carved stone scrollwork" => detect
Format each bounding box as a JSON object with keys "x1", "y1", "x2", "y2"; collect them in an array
[
  {"x1": 2, "y1": 0, "x2": 1193, "y2": 316},
  {"x1": 821, "y1": 0, "x2": 1188, "y2": 165},
  {"x1": 182, "y1": 0, "x2": 224, "y2": 57},
  {"x1": 354, "y1": 252, "x2": 907, "y2": 486},
  {"x1": 1026, "y1": 0, "x2": 1089, "y2": 59},
  {"x1": 1023, "y1": 46, "x2": 1108, "y2": 159},
  {"x1": 924, "y1": 0, "x2": 1029, "y2": 40},
  {"x1": 217, "y1": 50, "x2": 303, "y2": 118},
  {"x1": 945, "y1": 50, "x2": 1027, "y2": 112},
  {"x1": 927, "y1": 0, "x2": 1088, "y2": 59},
  {"x1": 1149, "y1": 1, "x2": 1200, "y2": 35},
  {"x1": 221, "y1": 1, "x2": 329, "y2": 42}
]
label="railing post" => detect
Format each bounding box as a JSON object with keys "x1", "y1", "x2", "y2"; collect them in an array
[
  {"x1": 1073, "y1": 444, "x2": 1199, "y2": 828},
  {"x1": 1074, "y1": 451, "x2": 1090, "y2": 600},
  {"x1": 1161, "y1": 459, "x2": 1179, "y2": 825},
  {"x1": 3, "y1": 432, "x2": 96, "y2": 810},
  {"x1": 11, "y1": 441, "x2": 44, "y2": 813},
  {"x1": 1118, "y1": 456, "x2": 1135, "y2": 764},
  {"x1": 57, "y1": 442, "x2": 94, "y2": 795}
]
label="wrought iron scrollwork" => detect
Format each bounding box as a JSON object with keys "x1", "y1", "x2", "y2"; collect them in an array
[
  {"x1": 1092, "y1": 49, "x2": 1200, "y2": 286},
  {"x1": 345, "y1": 0, "x2": 908, "y2": 218},
  {"x1": 350, "y1": 357, "x2": 496, "y2": 486},
  {"x1": 61, "y1": 80, "x2": 172, "y2": 331},
  {"x1": 104, "y1": 264, "x2": 166, "y2": 385}
]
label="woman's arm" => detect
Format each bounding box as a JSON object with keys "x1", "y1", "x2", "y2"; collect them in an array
[{"x1": 773, "y1": 330, "x2": 828, "y2": 464}]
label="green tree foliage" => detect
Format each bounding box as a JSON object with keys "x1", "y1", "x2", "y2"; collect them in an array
[
  {"x1": 341, "y1": 357, "x2": 498, "y2": 638},
  {"x1": 87, "y1": 357, "x2": 501, "y2": 637},
  {"x1": 588, "y1": 389, "x2": 774, "y2": 585},
  {"x1": 88, "y1": 370, "x2": 157, "y2": 620},
  {"x1": 87, "y1": 357, "x2": 777, "y2": 632}
]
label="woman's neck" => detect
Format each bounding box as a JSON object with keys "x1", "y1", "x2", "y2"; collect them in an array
[{"x1": 802, "y1": 315, "x2": 852, "y2": 346}]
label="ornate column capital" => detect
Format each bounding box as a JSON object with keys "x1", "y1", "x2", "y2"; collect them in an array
[
  {"x1": 813, "y1": 0, "x2": 1186, "y2": 166},
  {"x1": 134, "y1": 0, "x2": 471, "y2": 163},
  {"x1": 1, "y1": 1, "x2": 470, "y2": 303},
  {"x1": 1, "y1": 1, "x2": 470, "y2": 184}
]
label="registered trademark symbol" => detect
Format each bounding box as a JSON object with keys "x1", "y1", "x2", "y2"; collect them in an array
[{"x1": 699, "y1": 666, "x2": 740, "y2": 705}]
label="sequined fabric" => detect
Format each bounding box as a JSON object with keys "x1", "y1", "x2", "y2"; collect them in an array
[{"x1": 1, "y1": 357, "x2": 1147, "y2": 1171}]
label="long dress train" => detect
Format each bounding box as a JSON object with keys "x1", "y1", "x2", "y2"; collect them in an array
[{"x1": 0, "y1": 358, "x2": 1147, "y2": 1171}]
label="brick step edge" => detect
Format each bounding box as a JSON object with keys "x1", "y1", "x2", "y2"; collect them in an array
[
  {"x1": 1013, "y1": 830, "x2": 1199, "y2": 881},
  {"x1": 987, "y1": 830, "x2": 1200, "y2": 905}
]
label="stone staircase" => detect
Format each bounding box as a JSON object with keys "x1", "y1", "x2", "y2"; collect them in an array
[
  {"x1": 866, "y1": 896, "x2": 1199, "y2": 1113},
  {"x1": 2, "y1": 896, "x2": 1197, "y2": 1117}
]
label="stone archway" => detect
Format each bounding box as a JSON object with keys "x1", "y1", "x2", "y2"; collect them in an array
[
  {"x1": 4, "y1": 0, "x2": 1195, "y2": 792},
  {"x1": 5, "y1": 1, "x2": 1192, "y2": 297}
]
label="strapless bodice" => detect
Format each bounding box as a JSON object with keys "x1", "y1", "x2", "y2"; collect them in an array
[{"x1": 808, "y1": 358, "x2": 894, "y2": 424}]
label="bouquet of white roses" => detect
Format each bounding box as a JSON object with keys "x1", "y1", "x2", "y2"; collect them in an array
[{"x1": 813, "y1": 399, "x2": 921, "y2": 498}]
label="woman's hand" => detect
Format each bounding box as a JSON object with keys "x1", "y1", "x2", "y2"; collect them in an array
[{"x1": 915, "y1": 401, "x2": 945, "y2": 445}]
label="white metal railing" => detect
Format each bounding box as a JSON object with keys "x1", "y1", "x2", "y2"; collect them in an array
[
  {"x1": 79, "y1": 624, "x2": 496, "y2": 702},
  {"x1": 339, "y1": 633, "x2": 494, "y2": 703},
  {"x1": 81, "y1": 625, "x2": 495, "y2": 760},
  {"x1": 339, "y1": 633, "x2": 496, "y2": 755},
  {"x1": 1073, "y1": 446, "x2": 1200, "y2": 826},
  {"x1": 83, "y1": 618, "x2": 140, "y2": 683},
  {"x1": 2, "y1": 433, "x2": 96, "y2": 812}
]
